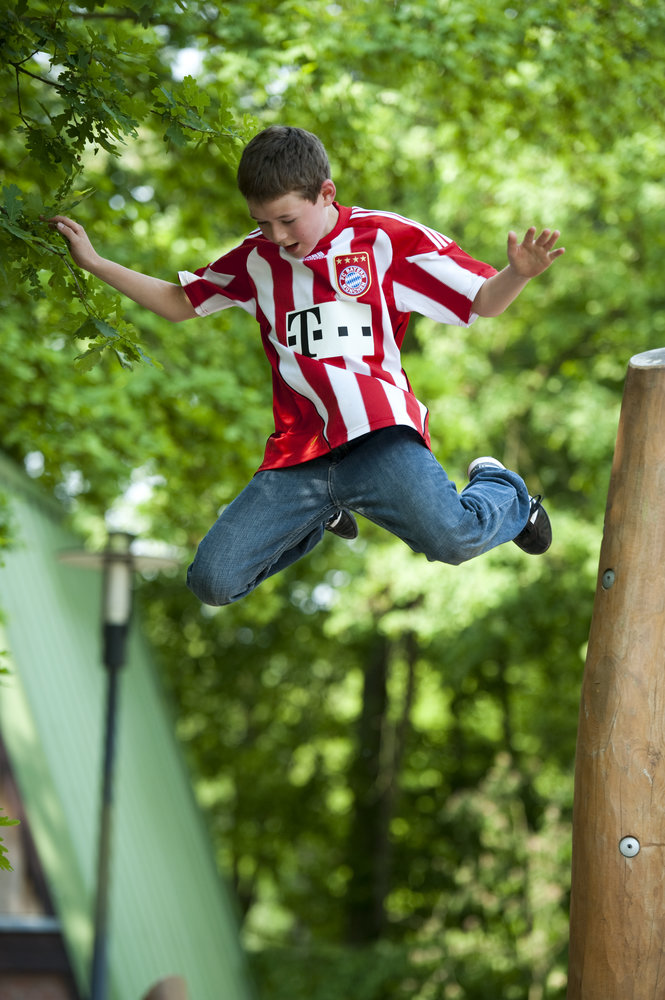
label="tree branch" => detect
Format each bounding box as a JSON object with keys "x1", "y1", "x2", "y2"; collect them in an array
[{"x1": 10, "y1": 62, "x2": 66, "y2": 92}]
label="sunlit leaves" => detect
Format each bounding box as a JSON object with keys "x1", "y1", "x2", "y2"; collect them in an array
[{"x1": 1, "y1": 0, "x2": 246, "y2": 364}]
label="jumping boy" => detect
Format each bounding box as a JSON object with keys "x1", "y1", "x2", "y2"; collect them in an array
[{"x1": 50, "y1": 125, "x2": 564, "y2": 607}]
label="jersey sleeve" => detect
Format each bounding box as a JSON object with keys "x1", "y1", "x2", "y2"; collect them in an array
[
  {"x1": 178, "y1": 241, "x2": 257, "y2": 317},
  {"x1": 391, "y1": 234, "x2": 497, "y2": 327}
]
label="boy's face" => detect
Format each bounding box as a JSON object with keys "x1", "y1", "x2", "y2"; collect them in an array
[{"x1": 247, "y1": 180, "x2": 337, "y2": 259}]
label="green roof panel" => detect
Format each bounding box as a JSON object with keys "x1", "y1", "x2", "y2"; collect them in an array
[{"x1": 0, "y1": 455, "x2": 254, "y2": 1000}]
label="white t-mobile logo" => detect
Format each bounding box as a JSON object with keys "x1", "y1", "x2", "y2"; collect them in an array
[{"x1": 285, "y1": 300, "x2": 373, "y2": 358}]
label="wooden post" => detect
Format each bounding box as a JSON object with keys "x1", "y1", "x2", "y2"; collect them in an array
[{"x1": 567, "y1": 348, "x2": 665, "y2": 999}]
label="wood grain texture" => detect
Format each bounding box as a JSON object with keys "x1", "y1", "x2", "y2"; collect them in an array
[{"x1": 568, "y1": 350, "x2": 665, "y2": 998}]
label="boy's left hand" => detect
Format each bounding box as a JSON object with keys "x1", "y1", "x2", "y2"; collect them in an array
[{"x1": 507, "y1": 226, "x2": 565, "y2": 277}]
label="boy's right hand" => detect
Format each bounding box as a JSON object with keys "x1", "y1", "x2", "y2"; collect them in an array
[
  {"x1": 46, "y1": 214, "x2": 196, "y2": 321},
  {"x1": 48, "y1": 215, "x2": 101, "y2": 272}
]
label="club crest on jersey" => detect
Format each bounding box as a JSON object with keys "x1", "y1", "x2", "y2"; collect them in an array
[{"x1": 334, "y1": 252, "x2": 371, "y2": 297}]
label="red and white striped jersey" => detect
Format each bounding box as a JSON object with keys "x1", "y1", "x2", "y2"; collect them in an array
[{"x1": 179, "y1": 204, "x2": 496, "y2": 470}]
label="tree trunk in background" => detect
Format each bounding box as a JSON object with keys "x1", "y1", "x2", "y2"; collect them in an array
[
  {"x1": 345, "y1": 635, "x2": 391, "y2": 944},
  {"x1": 344, "y1": 633, "x2": 417, "y2": 944}
]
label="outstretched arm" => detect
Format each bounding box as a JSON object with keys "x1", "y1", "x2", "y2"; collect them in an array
[
  {"x1": 472, "y1": 226, "x2": 565, "y2": 318},
  {"x1": 48, "y1": 215, "x2": 197, "y2": 322}
]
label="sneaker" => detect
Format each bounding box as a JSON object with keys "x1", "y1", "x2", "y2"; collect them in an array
[
  {"x1": 513, "y1": 495, "x2": 552, "y2": 555},
  {"x1": 467, "y1": 455, "x2": 506, "y2": 479},
  {"x1": 467, "y1": 456, "x2": 552, "y2": 556},
  {"x1": 325, "y1": 509, "x2": 358, "y2": 540}
]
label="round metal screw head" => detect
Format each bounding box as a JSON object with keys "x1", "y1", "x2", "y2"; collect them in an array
[{"x1": 619, "y1": 836, "x2": 640, "y2": 858}]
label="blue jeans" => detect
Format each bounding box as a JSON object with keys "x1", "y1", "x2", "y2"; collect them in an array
[{"x1": 187, "y1": 427, "x2": 530, "y2": 606}]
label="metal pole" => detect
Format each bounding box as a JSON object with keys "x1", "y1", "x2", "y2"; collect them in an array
[
  {"x1": 90, "y1": 534, "x2": 132, "y2": 1000},
  {"x1": 567, "y1": 348, "x2": 665, "y2": 998},
  {"x1": 89, "y1": 655, "x2": 123, "y2": 1000}
]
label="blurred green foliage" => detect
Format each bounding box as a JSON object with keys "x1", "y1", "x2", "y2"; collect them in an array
[
  {"x1": 2, "y1": 1, "x2": 665, "y2": 997},
  {"x1": 0, "y1": 810, "x2": 20, "y2": 873}
]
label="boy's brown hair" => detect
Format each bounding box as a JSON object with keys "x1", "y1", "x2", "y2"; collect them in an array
[{"x1": 237, "y1": 126, "x2": 331, "y2": 204}]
